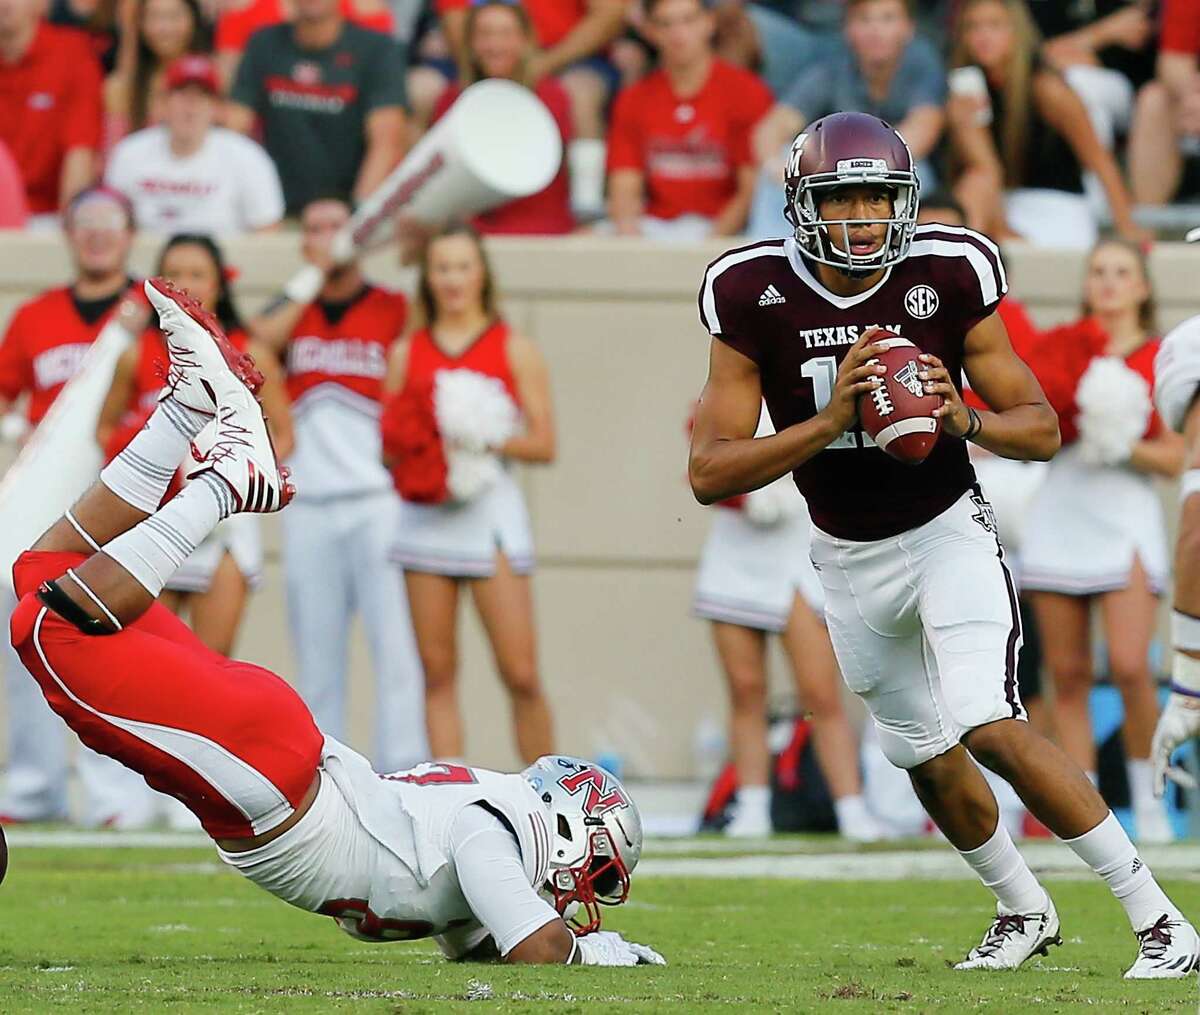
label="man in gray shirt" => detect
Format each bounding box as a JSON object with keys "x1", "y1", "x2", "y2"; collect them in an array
[
  {"x1": 226, "y1": 0, "x2": 408, "y2": 215},
  {"x1": 747, "y1": 0, "x2": 945, "y2": 236}
]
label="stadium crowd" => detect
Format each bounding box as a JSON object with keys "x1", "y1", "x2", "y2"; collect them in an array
[
  {"x1": 0, "y1": 0, "x2": 1199, "y2": 844},
  {"x1": 0, "y1": 0, "x2": 1198, "y2": 238}
]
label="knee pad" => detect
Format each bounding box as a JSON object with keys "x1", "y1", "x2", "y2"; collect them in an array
[{"x1": 36, "y1": 579, "x2": 116, "y2": 636}]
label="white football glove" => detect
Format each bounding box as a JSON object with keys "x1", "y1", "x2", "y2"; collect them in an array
[
  {"x1": 625, "y1": 940, "x2": 667, "y2": 965},
  {"x1": 1151, "y1": 693, "x2": 1200, "y2": 797},
  {"x1": 575, "y1": 930, "x2": 666, "y2": 966}
]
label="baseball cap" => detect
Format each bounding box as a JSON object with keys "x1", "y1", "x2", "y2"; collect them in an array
[{"x1": 165, "y1": 55, "x2": 220, "y2": 95}]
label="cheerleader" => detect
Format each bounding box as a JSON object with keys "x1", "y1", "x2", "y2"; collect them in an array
[
  {"x1": 96, "y1": 234, "x2": 293, "y2": 655},
  {"x1": 693, "y1": 406, "x2": 882, "y2": 840},
  {"x1": 382, "y1": 224, "x2": 555, "y2": 763},
  {"x1": 1022, "y1": 238, "x2": 1185, "y2": 843}
]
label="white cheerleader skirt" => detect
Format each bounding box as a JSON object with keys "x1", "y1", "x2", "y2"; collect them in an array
[
  {"x1": 390, "y1": 469, "x2": 534, "y2": 578},
  {"x1": 1020, "y1": 444, "x2": 1169, "y2": 596},
  {"x1": 165, "y1": 514, "x2": 264, "y2": 594},
  {"x1": 692, "y1": 505, "x2": 824, "y2": 633}
]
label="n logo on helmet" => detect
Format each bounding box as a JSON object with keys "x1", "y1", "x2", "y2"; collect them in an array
[{"x1": 558, "y1": 768, "x2": 628, "y2": 817}]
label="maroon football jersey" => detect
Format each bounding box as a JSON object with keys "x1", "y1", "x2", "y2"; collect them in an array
[{"x1": 698, "y1": 224, "x2": 1007, "y2": 540}]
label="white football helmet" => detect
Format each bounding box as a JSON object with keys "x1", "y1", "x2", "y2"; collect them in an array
[{"x1": 522, "y1": 755, "x2": 643, "y2": 934}]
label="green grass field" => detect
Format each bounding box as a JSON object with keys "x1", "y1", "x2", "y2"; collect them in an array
[{"x1": 2, "y1": 836, "x2": 1199, "y2": 1013}]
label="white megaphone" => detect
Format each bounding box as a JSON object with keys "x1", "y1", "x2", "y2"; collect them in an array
[
  {"x1": 336, "y1": 78, "x2": 563, "y2": 257},
  {"x1": 0, "y1": 317, "x2": 137, "y2": 594}
]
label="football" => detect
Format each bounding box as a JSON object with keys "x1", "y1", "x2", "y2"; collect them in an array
[{"x1": 858, "y1": 335, "x2": 942, "y2": 464}]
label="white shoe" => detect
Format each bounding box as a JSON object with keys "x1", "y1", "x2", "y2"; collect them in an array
[
  {"x1": 839, "y1": 810, "x2": 888, "y2": 843},
  {"x1": 834, "y1": 795, "x2": 888, "y2": 843},
  {"x1": 724, "y1": 800, "x2": 772, "y2": 838},
  {"x1": 1134, "y1": 803, "x2": 1175, "y2": 845},
  {"x1": 1124, "y1": 915, "x2": 1200, "y2": 979},
  {"x1": 144, "y1": 277, "x2": 263, "y2": 415},
  {"x1": 955, "y1": 895, "x2": 1061, "y2": 970},
  {"x1": 189, "y1": 385, "x2": 294, "y2": 513}
]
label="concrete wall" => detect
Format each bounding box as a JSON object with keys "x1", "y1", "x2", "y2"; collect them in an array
[{"x1": 2, "y1": 234, "x2": 1199, "y2": 778}]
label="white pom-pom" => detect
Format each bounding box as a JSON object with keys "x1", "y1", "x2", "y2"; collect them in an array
[
  {"x1": 1074, "y1": 357, "x2": 1150, "y2": 466},
  {"x1": 446, "y1": 448, "x2": 504, "y2": 502},
  {"x1": 743, "y1": 477, "x2": 801, "y2": 527},
  {"x1": 434, "y1": 368, "x2": 521, "y2": 454}
]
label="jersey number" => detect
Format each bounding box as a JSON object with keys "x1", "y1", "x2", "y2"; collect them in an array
[
  {"x1": 801, "y1": 356, "x2": 876, "y2": 451},
  {"x1": 319, "y1": 898, "x2": 436, "y2": 941},
  {"x1": 382, "y1": 763, "x2": 478, "y2": 787}
]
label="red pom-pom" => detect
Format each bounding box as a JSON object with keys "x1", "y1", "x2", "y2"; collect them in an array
[{"x1": 381, "y1": 377, "x2": 449, "y2": 504}]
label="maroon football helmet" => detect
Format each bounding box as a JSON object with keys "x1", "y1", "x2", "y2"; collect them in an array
[{"x1": 783, "y1": 111, "x2": 919, "y2": 274}]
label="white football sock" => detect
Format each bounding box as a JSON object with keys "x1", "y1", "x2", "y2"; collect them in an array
[
  {"x1": 99, "y1": 399, "x2": 209, "y2": 514},
  {"x1": 1064, "y1": 811, "x2": 1179, "y2": 930},
  {"x1": 1127, "y1": 759, "x2": 1156, "y2": 812},
  {"x1": 102, "y1": 472, "x2": 233, "y2": 596},
  {"x1": 957, "y1": 820, "x2": 1049, "y2": 914}
]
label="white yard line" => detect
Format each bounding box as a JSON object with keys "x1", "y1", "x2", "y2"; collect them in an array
[
  {"x1": 9, "y1": 829, "x2": 1200, "y2": 881},
  {"x1": 6, "y1": 830, "x2": 210, "y2": 848},
  {"x1": 639, "y1": 844, "x2": 1200, "y2": 881}
]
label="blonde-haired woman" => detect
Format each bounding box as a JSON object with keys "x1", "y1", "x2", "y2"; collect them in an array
[
  {"x1": 1022, "y1": 238, "x2": 1184, "y2": 842},
  {"x1": 946, "y1": 0, "x2": 1145, "y2": 248},
  {"x1": 382, "y1": 223, "x2": 556, "y2": 763},
  {"x1": 426, "y1": 0, "x2": 573, "y2": 235}
]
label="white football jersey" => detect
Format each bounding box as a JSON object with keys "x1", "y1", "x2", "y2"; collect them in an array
[
  {"x1": 1155, "y1": 314, "x2": 1200, "y2": 433},
  {"x1": 221, "y1": 738, "x2": 554, "y2": 949}
]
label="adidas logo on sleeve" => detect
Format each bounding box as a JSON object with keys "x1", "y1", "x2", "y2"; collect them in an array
[{"x1": 758, "y1": 285, "x2": 786, "y2": 306}]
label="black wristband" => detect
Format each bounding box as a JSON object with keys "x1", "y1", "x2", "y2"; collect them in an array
[{"x1": 963, "y1": 406, "x2": 983, "y2": 442}]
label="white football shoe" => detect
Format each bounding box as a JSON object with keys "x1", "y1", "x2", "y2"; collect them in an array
[
  {"x1": 144, "y1": 277, "x2": 263, "y2": 415},
  {"x1": 724, "y1": 793, "x2": 772, "y2": 838},
  {"x1": 189, "y1": 384, "x2": 294, "y2": 514},
  {"x1": 834, "y1": 795, "x2": 888, "y2": 843},
  {"x1": 955, "y1": 895, "x2": 1061, "y2": 970},
  {"x1": 1124, "y1": 914, "x2": 1200, "y2": 979}
]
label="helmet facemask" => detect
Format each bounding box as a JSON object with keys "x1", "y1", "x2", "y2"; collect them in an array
[
  {"x1": 785, "y1": 167, "x2": 919, "y2": 276},
  {"x1": 545, "y1": 824, "x2": 631, "y2": 936}
]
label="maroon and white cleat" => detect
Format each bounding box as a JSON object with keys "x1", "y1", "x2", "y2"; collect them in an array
[
  {"x1": 189, "y1": 384, "x2": 295, "y2": 514},
  {"x1": 955, "y1": 896, "x2": 1061, "y2": 970},
  {"x1": 144, "y1": 277, "x2": 263, "y2": 415}
]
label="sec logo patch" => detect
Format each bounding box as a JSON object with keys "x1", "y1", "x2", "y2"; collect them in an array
[{"x1": 904, "y1": 285, "x2": 939, "y2": 319}]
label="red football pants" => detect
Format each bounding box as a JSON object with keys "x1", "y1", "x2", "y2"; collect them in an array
[{"x1": 10, "y1": 550, "x2": 322, "y2": 839}]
